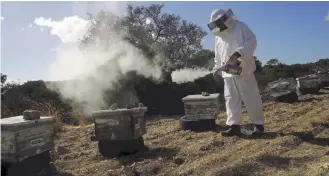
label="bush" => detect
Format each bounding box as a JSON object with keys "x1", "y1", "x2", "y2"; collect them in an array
[{"x1": 1, "y1": 80, "x2": 74, "y2": 124}]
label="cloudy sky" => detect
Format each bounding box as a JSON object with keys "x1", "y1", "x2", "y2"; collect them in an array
[{"x1": 1, "y1": 1, "x2": 329, "y2": 81}]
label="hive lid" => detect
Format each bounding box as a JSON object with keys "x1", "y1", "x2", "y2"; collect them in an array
[
  {"x1": 92, "y1": 107, "x2": 148, "y2": 116},
  {"x1": 1, "y1": 116, "x2": 55, "y2": 131},
  {"x1": 296, "y1": 74, "x2": 320, "y2": 80},
  {"x1": 182, "y1": 93, "x2": 220, "y2": 102}
]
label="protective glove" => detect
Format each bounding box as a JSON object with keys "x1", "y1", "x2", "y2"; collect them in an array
[
  {"x1": 227, "y1": 51, "x2": 242, "y2": 66},
  {"x1": 212, "y1": 51, "x2": 243, "y2": 80},
  {"x1": 217, "y1": 51, "x2": 242, "y2": 75},
  {"x1": 216, "y1": 63, "x2": 242, "y2": 75},
  {"x1": 212, "y1": 68, "x2": 223, "y2": 83}
]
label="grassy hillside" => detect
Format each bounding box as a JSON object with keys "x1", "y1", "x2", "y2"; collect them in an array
[{"x1": 50, "y1": 88, "x2": 329, "y2": 176}]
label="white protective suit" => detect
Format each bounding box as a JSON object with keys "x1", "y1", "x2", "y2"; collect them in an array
[{"x1": 210, "y1": 9, "x2": 265, "y2": 126}]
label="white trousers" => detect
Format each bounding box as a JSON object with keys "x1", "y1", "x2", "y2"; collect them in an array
[{"x1": 223, "y1": 74, "x2": 265, "y2": 126}]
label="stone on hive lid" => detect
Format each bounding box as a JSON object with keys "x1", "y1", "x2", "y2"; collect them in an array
[
  {"x1": 109, "y1": 103, "x2": 118, "y2": 110},
  {"x1": 182, "y1": 93, "x2": 220, "y2": 102},
  {"x1": 202, "y1": 92, "x2": 210, "y2": 96},
  {"x1": 23, "y1": 109, "x2": 41, "y2": 120}
]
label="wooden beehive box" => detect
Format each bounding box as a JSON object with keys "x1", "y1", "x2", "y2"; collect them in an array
[
  {"x1": 182, "y1": 93, "x2": 220, "y2": 120},
  {"x1": 296, "y1": 75, "x2": 322, "y2": 89},
  {"x1": 91, "y1": 107, "x2": 147, "y2": 141},
  {"x1": 1, "y1": 111, "x2": 55, "y2": 163}
]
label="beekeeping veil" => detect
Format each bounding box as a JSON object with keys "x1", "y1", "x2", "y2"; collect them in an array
[{"x1": 208, "y1": 9, "x2": 237, "y2": 36}]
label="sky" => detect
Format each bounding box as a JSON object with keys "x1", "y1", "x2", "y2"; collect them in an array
[{"x1": 1, "y1": 1, "x2": 329, "y2": 82}]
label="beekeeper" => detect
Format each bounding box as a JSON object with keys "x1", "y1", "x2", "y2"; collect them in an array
[{"x1": 208, "y1": 8, "x2": 265, "y2": 136}]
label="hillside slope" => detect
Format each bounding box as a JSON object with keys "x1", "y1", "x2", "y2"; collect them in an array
[{"x1": 52, "y1": 89, "x2": 329, "y2": 176}]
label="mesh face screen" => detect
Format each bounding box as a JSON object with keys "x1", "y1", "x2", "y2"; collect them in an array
[{"x1": 207, "y1": 10, "x2": 230, "y2": 31}]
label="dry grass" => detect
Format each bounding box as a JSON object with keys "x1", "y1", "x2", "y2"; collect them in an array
[
  {"x1": 51, "y1": 89, "x2": 329, "y2": 176},
  {"x1": 77, "y1": 112, "x2": 86, "y2": 127},
  {"x1": 31, "y1": 101, "x2": 88, "y2": 132},
  {"x1": 27, "y1": 101, "x2": 65, "y2": 133}
]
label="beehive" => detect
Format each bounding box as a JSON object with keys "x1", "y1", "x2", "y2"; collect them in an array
[
  {"x1": 91, "y1": 107, "x2": 147, "y2": 141},
  {"x1": 1, "y1": 110, "x2": 55, "y2": 163},
  {"x1": 296, "y1": 75, "x2": 322, "y2": 89},
  {"x1": 182, "y1": 93, "x2": 220, "y2": 120}
]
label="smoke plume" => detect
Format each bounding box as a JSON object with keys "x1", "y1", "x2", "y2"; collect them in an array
[
  {"x1": 171, "y1": 68, "x2": 212, "y2": 84},
  {"x1": 49, "y1": 40, "x2": 162, "y2": 112},
  {"x1": 36, "y1": 2, "x2": 163, "y2": 113}
]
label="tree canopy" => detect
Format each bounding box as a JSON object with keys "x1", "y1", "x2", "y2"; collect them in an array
[{"x1": 80, "y1": 3, "x2": 208, "y2": 72}]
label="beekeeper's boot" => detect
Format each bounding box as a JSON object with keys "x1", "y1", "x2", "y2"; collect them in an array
[
  {"x1": 252, "y1": 125, "x2": 264, "y2": 136},
  {"x1": 221, "y1": 125, "x2": 241, "y2": 137}
]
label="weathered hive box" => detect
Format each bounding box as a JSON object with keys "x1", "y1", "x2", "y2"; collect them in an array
[
  {"x1": 91, "y1": 107, "x2": 147, "y2": 141},
  {"x1": 296, "y1": 75, "x2": 322, "y2": 89},
  {"x1": 182, "y1": 93, "x2": 220, "y2": 119},
  {"x1": 266, "y1": 78, "x2": 297, "y2": 98},
  {"x1": 317, "y1": 72, "x2": 329, "y2": 87},
  {"x1": 1, "y1": 113, "x2": 55, "y2": 163}
]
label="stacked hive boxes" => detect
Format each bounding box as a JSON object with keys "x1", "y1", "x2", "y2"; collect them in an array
[{"x1": 91, "y1": 106, "x2": 148, "y2": 157}]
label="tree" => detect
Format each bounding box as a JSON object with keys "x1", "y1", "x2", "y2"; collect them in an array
[
  {"x1": 188, "y1": 49, "x2": 215, "y2": 70},
  {"x1": 80, "y1": 10, "x2": 122, "y2": 49},
  {"x1": 266, "y1": 58, "x2": 279, "y2": 66},
  {"x1": 254, "y1": 56, "x2": 262, "y2": 73},
  {"x1": 313, "y1": 58, "x2": 329, "y2": 72},
  {"x1": 1, "y1": 73, "x2": 7, "y2": 84},
  {"x1": 81, "y1": 3, "x2": 207, "y2": 72}
]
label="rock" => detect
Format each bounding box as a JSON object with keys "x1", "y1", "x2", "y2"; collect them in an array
[
  {"x1": 131, "y1": 163, "x2": 136, "y2": 168},
  {"x1": 200, "y1": 144, "x2": 211, "y2": 151},
  {"x1": 138, "y1": 103, "x2": 145, "y2": 107},
  {"x1": 56, "y1": 146, "x2": 70, "y2": 155},
  {"x1": 107, "y1": 169, "x2": 116, "y2": 174},
  {"x1": 126, "y1": 104, "x2": 135, "y2": 109},
  {"x1": 120, "y1": 166, "x2": 136, "y2": 175},
  {"x1": 185, "y1": 136, "x2": 192, "y2": 140},
  {"x1": 210, "y1": 139, "x2": 224, "y2": 147},
  {"x1": 130, "y1": 164, "x2": 141, "y2": 176},
  {"x1": 174, "y1": 157, "x2": 185, "y2": 165},
  {"x1": 325, "y1": 151, "x2": 329, "y2": 155},
  {"x1": 23, "y1": 109, "x2": 41, "y2": 120},
  {"x1": 202, "y1": 92, "x2": 210, "y2": 96},
  {"x1": 109, "y1": 103, "x2": 118, "y2": 110},
  {"x1": 179, "y1": 172, "x2": 189, "y2": 176},
  {"x1": 157, "y1": 157, "x2": 163, "y2": 161},
  {"x1": 132, "y1": 169, "x2": 140, "y2": 176}
]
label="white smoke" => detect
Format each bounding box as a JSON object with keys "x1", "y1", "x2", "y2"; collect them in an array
[
  {"x1": 171, "y1": 68, "x2": 212, "y2": 84},
  {"x1": 49, "y1": 41, "x2": 162, "y2": 112},
  {"x1": 34, "y1": 15, "x2": 90, "y2": 43},
  {"x1": 325, "y1": 11, "x2": 329, "y2": 21},
  {"x1": 34, "y1": 2, "x2": 163, "y2": 112}
]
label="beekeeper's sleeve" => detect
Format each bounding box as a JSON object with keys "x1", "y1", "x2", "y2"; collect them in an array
[
  {"x1": 213, "y1": 37, "x2": 222, "y2": 75},
  {"x1": 235, "y1": 22, "x2": 257, "y2": 60}
]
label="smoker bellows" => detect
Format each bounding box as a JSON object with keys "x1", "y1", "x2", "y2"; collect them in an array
[{"x1": 1, "y1": 110, "x2": 56, "y2": 163}]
